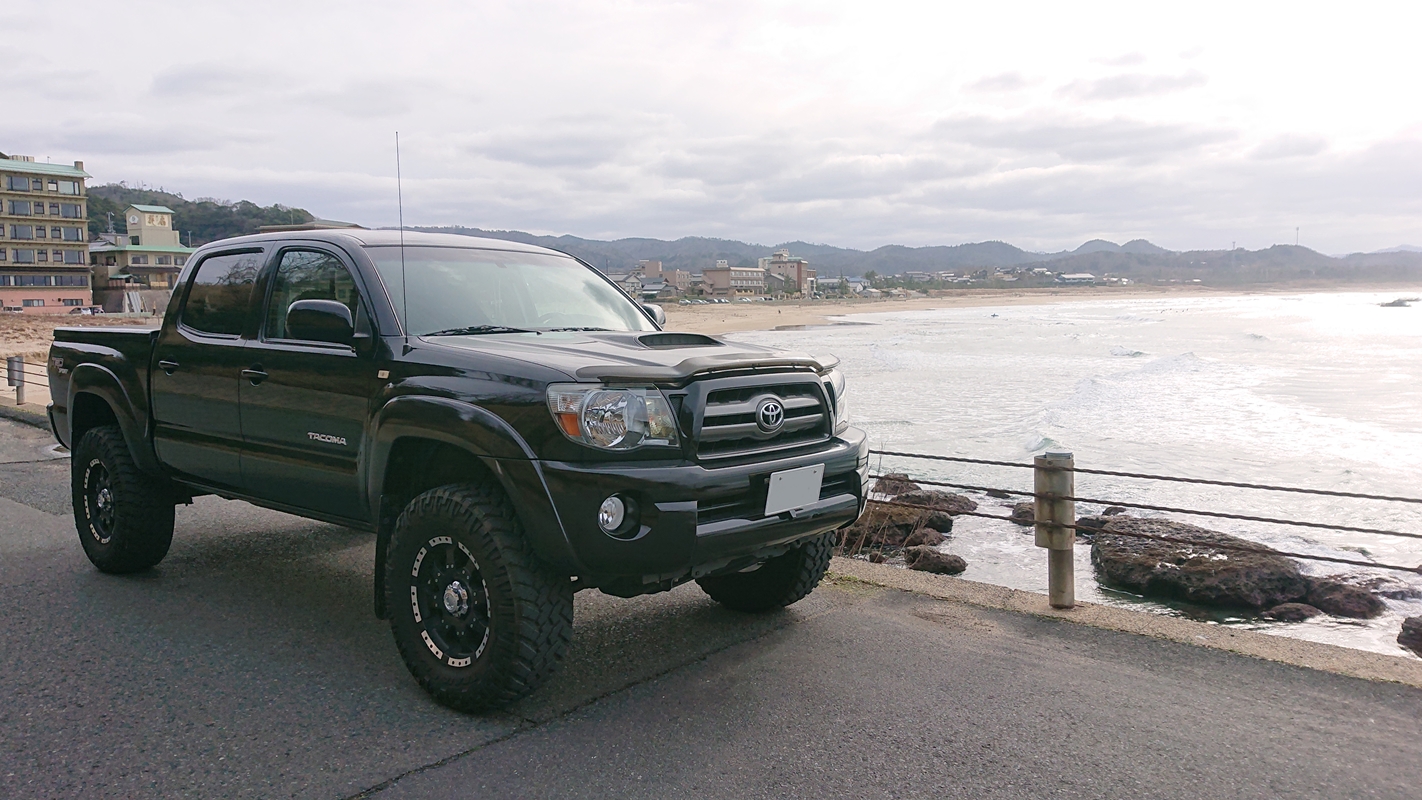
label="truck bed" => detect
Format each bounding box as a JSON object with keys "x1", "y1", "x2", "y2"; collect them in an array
[{"x1": 49, "y1": 326, "x2": 160, "y2": 449}]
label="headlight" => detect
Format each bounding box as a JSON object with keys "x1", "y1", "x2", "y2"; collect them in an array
[
  {"x1": 824, "y1": 368, "x2": 849, "y2": 434},
  {"x1": 547, "y1": 384, "x2": 680, "y2": 450}
]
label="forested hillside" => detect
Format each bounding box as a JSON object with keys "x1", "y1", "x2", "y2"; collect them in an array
[{"x1": 86, "y1": 184, "x2": 314, "y2": 246}]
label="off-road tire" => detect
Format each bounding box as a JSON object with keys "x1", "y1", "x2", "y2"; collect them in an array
[
  {"x1": 72, "y1": 425, "x2": 176, "y2": 574},
  {"x1": 386, "y1": 483, "x2": 573, "y2": 712},
  {"x1": 696, "y1": 532, "x2": 835, "y2": 613}
]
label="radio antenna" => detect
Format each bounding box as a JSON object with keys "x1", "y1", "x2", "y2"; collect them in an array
[{"x1": 395, "y1": 131, "x2": 409, "y2": 348}]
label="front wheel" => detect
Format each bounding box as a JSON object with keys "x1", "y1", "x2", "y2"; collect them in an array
[
  {"x1": 696, "y1": 533, "x2": 835, "y2": 613},
  {"x1": 72, "y1": 425, "x2": 175, "y2": 574},
  {"x1": 386, "y1": 484, "x2": 573, "y2": 712}
]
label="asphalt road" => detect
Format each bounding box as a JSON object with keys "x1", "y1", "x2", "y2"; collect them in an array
[{"x1": 2, "y1": 417, "x2": 1420, "y2": 799}]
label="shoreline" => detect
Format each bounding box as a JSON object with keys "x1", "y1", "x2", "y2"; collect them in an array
[{"x1": 663, "y1": 283, "x2": 1422, "y2": 335}]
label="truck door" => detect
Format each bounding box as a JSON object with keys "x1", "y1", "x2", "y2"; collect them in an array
[
  {"x1": 150, "y1": 249, "x2": 263, "y2": 490},
  {"x1": 239, "y1": 247, "x2": 377, "y2": 521}
]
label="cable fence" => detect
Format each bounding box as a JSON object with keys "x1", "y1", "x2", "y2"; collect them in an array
[{"x1": 859, "y1": 448, "x2": 1422, "y2": 607}]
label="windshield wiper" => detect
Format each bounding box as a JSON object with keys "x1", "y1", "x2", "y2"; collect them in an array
[
  {"x1": 544, "y1": 327, "x2": 613, "y2": 332},
  {"x1": 423, "y1": 325, "x2": 539, "y2": 336}
]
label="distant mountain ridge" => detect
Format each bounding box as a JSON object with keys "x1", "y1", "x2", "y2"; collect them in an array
[{"x1": 412, "y1": 225, "x2": 1422, "y2": 285}]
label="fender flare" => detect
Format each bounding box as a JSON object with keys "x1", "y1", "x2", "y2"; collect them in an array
[
  {"x1": 367, "y1": 395, "x2": 583, "y2": 617},
  {"x1": 66, "y1": 362, "x2": 162, "y2": 474}
]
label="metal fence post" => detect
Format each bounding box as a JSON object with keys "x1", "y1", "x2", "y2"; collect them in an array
[
  {"x1": 1034, "y1": 451, "x2": 1076, "y2": 608},
  {"x1": 5, "y1": 357, "x2": 23, "y2": 406}
]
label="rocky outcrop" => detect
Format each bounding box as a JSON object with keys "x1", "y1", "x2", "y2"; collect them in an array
[
  {"x1": 871, "y1": 473, "x2": 920, "y2": 497},
  {"x1": 903, "y1": 528, "x2": 947, "y2": 547},
  {"x1": 1399, "y1": 617, "x2": 1422, "y2": 656},
  {"x1": 1261, "y1": 603, "x2": 1322, "y2": 622},
  {"x1": 895, "y1": 489, "x2": 979, "y2": 516},
  {"x1": 1338, "y1": 574, "x2": 1422, "y2": 601},
  {"x1": 1090, "y1": 517, "x2": 1308, "y2": 610},
  {"x1": 1101, "y1": 506, "x2": 1128, "y2": 516},
  {"x1": 904, "y1": 546, "x2": 967, "y2": 575},
  {"x1": 1303, "y1": 579, "x2": 1386, "y2": 619},
  {"x1": 839, "y1": 502, "x2": 953, "y2": 551},
  {"x1": 1009, "y1": 502, "x2": 1034, "y2": 526}
]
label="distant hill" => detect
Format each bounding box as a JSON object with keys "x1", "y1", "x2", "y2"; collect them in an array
[
  {"x1": 416, "y1": 226, "x2": 1422, "y2": 285},
  {"x1": 86, "y1": 184, "x2": 314, "y2": 246}
]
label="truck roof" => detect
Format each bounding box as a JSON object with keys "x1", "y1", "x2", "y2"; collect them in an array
[{"x1": 196, "y1": 229, "x2": 567, "y2": 258}]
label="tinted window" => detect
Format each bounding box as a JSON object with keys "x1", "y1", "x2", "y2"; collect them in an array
[
  {"x1": 264, "y1": 249, "x2": 367, "y2": 341},
  {"x1": 182, "y1": 251, "x2": 262, "y2": 337},
  {"x1": 365, "y1": 246, "x2": 654, "y2": 336}
]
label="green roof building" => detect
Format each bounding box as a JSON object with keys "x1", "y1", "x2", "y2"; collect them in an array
[
  {"x1": 0, "y1": 153, "x2": 93, "y2": 313},
  {"x1": 90, "y1": 203, "x2": 196, "y2": 313}
]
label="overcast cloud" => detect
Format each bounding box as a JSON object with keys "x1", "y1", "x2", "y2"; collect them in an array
[{"x1": 5, "y1": 0, "x2": 1421, "y2": 252}]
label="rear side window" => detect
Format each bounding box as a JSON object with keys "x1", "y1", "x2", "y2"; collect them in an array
[{"x1": 182, "y1": 251, "x2": 263, "y2": 337}]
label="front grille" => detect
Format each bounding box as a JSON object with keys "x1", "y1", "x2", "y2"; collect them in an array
[{"x1": 693, "y1": 377, "x2": 829, "y2": 460}]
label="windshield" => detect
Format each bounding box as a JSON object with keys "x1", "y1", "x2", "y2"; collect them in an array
[{"x1": 365, "y1": 246, "x2": 656, "y2": 336}]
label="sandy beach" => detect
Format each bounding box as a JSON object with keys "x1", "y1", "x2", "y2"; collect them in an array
[{"x1": 662, "y1": 286, "x2": 1239, "y2": 335}]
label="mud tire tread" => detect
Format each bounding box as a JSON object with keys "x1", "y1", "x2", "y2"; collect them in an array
[
  {"x1": 695, "y1": 532, "x2": 834, "y2": 613},
  {"x1": 71, "y1": 424, "x2": 175, "y2": 574},
  {"x1": 385, "y1": 483, "x2": 573, "y2": 712}
]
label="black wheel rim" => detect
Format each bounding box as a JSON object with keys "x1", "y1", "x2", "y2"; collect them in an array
[
  {"x1": 410, "y1": 537, "x2": 491, "y2": 668},
  {"x1": 84, "y1": 459, "x2": 115, "y2": 545}
]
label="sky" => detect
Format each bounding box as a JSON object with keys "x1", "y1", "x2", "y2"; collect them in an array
[{"x1": 6, "y1": 0, "x2": 1421, "y2": 253}]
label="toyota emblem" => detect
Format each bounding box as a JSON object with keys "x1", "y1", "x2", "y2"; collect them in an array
[{"x1": 755, "y1": 397, "x2": 786, "y2": 433}]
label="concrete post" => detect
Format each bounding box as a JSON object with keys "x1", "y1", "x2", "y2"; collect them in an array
[
  {"x1": 6, "y1": 357, "x2": 23, "y2": 406},
  {"x1": 1034, "y1": 451, "x2": 1076, "y2": 609}
]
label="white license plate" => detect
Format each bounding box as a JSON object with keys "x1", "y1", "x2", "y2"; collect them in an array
[{"x1": 764, "y1": 464, "x2": 825, "y2": 516}]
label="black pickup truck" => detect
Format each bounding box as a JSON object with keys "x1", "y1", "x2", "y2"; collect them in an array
[{"x1": 46, "y1": 230, "x2": 868, "y2": 711}]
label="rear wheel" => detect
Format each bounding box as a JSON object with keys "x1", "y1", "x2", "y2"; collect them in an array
[
  {"x1": 386, "y1": 484, "x2": 573, "y2": 712},
  {"x1": 72, "y1": 425, "x2": 175, "y2": 574},
  {"x1": 696, "y1": 532, "x2": 835, "y2": 613}
]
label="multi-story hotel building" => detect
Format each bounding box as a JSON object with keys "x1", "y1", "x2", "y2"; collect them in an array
[
  {"x1": 702, "y1": 259, "x2": 765, "y2": 296},
  {"x1": 90, "y1": 204, "x2": 195, "y2": 313},
  {"x1": 0, "y1": 153, "x2": 92, "y2": 313}
]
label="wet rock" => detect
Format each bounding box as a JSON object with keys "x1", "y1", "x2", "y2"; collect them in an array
[
  {"x1": 895, "y1": 489, "x2": 979, "y2": 516},
  {"x1": 839, "y1": 502, "x2": 953, "y2": 550},
  {"x1": 1072, "y1": 515, "x2": 1109, "y2": 541},
  {"x1": 903, "y1": 527, "x2": 947, "y2": 547},
  {"x1": 1090, "y1": 517, "x2": 1308, "y2": 610},
  {"x1": 867, "y1": 551, "x2": 885, "y2": 564},
  {"x1": 1399, "y1": 617, "x2": 1422, "y2": 656},
  {"x1": 1337, "y1": 574, "x2": 1422, "y2": 601},
  {"x1": 986, "y1": 488, "x2": 1013, "y2": 499},
  {"x1": 1101, "y1": 506, "x2": 1128, "y2": 516},
  {"x1": 904, "y1": 546, "x2": 967, "y2": 575},
  {"x1": 1261, "y1": 603, "x2": 1322, "y2": 622},
  {"x1": 871, "y1": 473, "x2": 920, "y2": 497},
  {"x1": 1303, "y1": 579, "x2": 1386, "y2": 619},
  {"x1": 1008, "y1": 502, "x2": 1035, "y2": 526}
]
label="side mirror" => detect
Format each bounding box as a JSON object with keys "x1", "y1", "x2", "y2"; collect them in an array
[
  {"x1": 286, "y1": 299, "x2": 354, "y2": 345},
  {"x1": 640, "y1": 303, "x2": 666, "y2": 327}
]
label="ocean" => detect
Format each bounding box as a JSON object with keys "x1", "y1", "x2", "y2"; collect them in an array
[{"x1": 729, "y1": 289, "x2": 1422, "y2": 657}]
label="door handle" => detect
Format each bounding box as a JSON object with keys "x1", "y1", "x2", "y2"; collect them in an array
[
  {"x1": 241, "y1": 367, "x2": 269, "y2": 386},
  {"x1": 158, "y1": 360, "x2": 179, "y2": 375}
]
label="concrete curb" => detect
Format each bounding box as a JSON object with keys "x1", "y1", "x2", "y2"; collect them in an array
[
  {"x1": 828, "y1": 557, "x2": 1422, "y2": 688},
  {"x1": 0, "y1": 403, "x2": 49, "y2": 430}
]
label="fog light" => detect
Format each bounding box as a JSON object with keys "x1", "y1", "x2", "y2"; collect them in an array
[{"x1": 598, "y1": 495, "x2": 627, "y2": 533}]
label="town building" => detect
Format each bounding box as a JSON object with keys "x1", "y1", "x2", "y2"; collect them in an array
[
  {"x1": 702, "y1": 260, "x2": 765, "y2": 296},
  {"x1": 758, "y1": 248, "x2": 816, "y2": 295},
  {"x1": 1057, "y1": 273, "x2": 1097, "y2": 285},
  {"x1": 0, "y1": 153, "x2": 93, "y2": 313},
  {"x1": 89, "y1": 204, "x2": 196, "y2": 314}
]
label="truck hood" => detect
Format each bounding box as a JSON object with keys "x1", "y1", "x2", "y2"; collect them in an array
[{"x1": 421, "y1": 330, "x2": 838, "y2": 384}]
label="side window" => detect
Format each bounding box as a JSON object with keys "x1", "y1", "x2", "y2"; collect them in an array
[
  {"x1": 265, "y1": 249, "x2": 368, "y2": 341},
  {"x1": 182, "y1": 251, "x2": 262, "y2": 337}
]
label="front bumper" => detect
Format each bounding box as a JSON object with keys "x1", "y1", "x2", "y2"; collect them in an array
[{"x1": 536, "y1": 427, "x2": 869, "y2": 587}]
